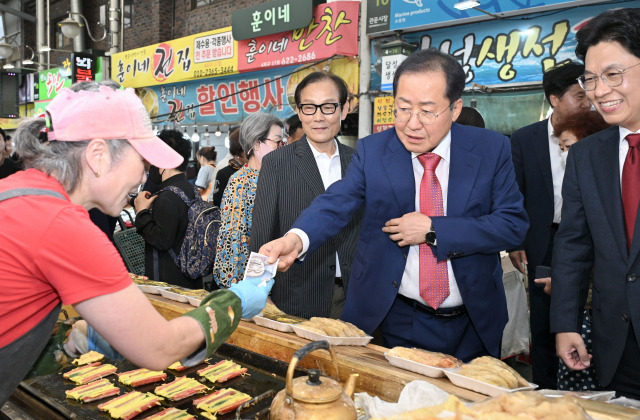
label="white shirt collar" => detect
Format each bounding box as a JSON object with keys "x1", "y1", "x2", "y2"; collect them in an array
[
  {"x1": 411, "y1": 130, "x2": 451, "y2": 162},
  {"x1": 307, "y1": 138, "x2": 340, "y2": 159},
  {"x1": 620, "y1": 126, "x2": 640, "y2": 144}
]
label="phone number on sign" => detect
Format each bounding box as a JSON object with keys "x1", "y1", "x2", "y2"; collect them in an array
[
  {"x1": 259, "y1": 52, "x2": 317, "y2": 68},
  {"x1": 193, "y1": 66, "x2": 235, "y2": 78}
]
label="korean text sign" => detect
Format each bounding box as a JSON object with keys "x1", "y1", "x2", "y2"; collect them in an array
[
  {"x1": 238, "y1": 1, "x2": 359, "y2": 72},
  {"x1": 111, "y1": 27, "x2": 237, "y2": 88},
  {"x1": 231, "y1": 0, "x2": 313, "y2": 40}
]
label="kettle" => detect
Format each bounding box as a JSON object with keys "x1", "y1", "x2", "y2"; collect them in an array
[{"x1": 270, "y1": 340, "x2": 358, "y2": 420}]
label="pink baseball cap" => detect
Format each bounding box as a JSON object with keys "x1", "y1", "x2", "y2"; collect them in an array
[{"x1": 46, "y1": 85, "x2": 183, "y2": 169}]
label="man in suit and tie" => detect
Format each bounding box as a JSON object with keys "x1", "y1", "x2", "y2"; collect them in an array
[
  {"x1": 259, "y1": 49, "x2": 528, "y2": 361},
  {"x1": 250, "y1": 72, "x2": 361, "y2": 319},
  {"x1": 508, "y1": 62, "x2": 590, "y2": 389},
  {"x1": 551, "y1": 8, "x2": 640, "y2": 399}
]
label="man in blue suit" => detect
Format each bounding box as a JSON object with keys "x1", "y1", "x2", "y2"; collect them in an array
[
  {"x1": 509, "y1": 62, "x2": 590, "y2": 389},
  {"x1": 260, "y1": 49, "x2": 528, "y2": 361},
  {"x1": 551, "y1": 8, "x2": 640, "y2": 399}
]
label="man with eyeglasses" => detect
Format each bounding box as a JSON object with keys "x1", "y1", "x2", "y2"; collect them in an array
[
  {"x1": 250, "y1": 72, "x2": 361, "y2": 319},
  {"x1": 508, "y1": 62, "x2": 590, "y2": 390},
  {"x1": 259, "y1": 49, "x2": 528, "y2": 361},
  {"x1": 551, "y1": 8, "x2": 640, "y2": 399}
]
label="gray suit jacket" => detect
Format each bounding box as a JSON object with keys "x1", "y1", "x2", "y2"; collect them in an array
[
  {"x1": 250, "y1": 137, "x2": 361, "y2": 318},
  {"x1": 551, "y1": 126, "x2": 640, "y2": 386}
]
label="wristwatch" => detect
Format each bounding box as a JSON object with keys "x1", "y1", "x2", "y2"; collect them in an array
[{"x1": 425, "y1": 225, "x2": 437, "y2": 246}]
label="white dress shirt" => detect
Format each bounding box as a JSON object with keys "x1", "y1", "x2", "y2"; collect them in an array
[
  {"x1": 397, "y1": 131, "x2": 463, "y2": 308},
  {"x1": 547, "y1": 117, "x2": 564, "y2": 224}
]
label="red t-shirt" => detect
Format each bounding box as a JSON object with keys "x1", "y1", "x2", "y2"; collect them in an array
[{"x1": 0, "y1": 169, "x2": 132, "y2": 347}]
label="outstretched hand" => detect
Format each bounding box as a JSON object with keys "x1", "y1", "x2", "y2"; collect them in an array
[{"x1": 259, "y1": 233, "x2": 303, "y2": 272}]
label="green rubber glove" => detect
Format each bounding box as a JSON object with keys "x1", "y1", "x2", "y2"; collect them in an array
[{"x1": 179, "y1": 289, "x2": 242, "y2": 367}]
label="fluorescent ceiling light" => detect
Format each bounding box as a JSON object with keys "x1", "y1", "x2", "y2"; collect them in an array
[
  {"x1": 3, "y1": 63, "x2": 14, "y2": 69},
  {"x1": 454, "y1": 0, "x2": 480, "y2": 10}
]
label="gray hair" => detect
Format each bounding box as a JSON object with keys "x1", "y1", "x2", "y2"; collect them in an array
[
  {"x1": 13, "y1": 80, "x2": 132, "y2": 193},
  {"x1": 239, "y1": 113, "x2": 284, "y2": 157}
]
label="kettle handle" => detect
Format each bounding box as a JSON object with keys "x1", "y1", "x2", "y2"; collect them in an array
[{"x1": 286, "y1": 340, "x2": 340, "y2": 397}]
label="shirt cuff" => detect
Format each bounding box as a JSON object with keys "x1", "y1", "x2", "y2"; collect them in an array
[{"x1": 287, "y1": 228, "x2": 309, "y2": 260}]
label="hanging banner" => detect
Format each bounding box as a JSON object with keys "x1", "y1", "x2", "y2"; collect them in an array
[
  {"x1": 232, "y1": 0, "x2": 313, "y2": 40},
  {"x1": 138, "y1": 56, "x2": 359, "y2": 125},
  {"x1": 237, "y1": 1, "x2": 359, "y2": 72},
  {"x1": 373, "y1": 96, "x2": 394, "y2": 133},
  {"x1": 111, "y1": 27, "x2": 238, "y2": 88},
  {"x1": 38, "y1": 68, "x2": 73, "y2": 101},
  {"x1": 370, "y1": 1, "x2": 631, "y2": 89}
]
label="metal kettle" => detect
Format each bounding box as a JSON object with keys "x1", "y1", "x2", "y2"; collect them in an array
[{"x1": 270, "y1": 340, "x2": 358, "y2": 420}]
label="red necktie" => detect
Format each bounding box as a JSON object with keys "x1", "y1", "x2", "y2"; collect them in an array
[
  {"x1": 417, "y1": 153, "x2": 449, "y2": 309},
  {"x1": 622, "y1": 134, "x2": 640, "y2": 250}
]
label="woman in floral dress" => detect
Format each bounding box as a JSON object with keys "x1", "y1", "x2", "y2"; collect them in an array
[{"x1": 213, "y1": 113, "x2": 285, "y2": 288}]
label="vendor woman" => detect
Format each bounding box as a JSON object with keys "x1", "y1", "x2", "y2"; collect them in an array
[{"x1": 0, "y1": 81, "x2": 273, "y2": 404}]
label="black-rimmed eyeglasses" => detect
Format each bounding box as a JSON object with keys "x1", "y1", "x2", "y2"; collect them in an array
[
  {"x1": 298, "y1": 103, "x2": 340, "y2": 115},
  {"x1": 577, "y1": 62, "x2": 640, "y2": 91}
]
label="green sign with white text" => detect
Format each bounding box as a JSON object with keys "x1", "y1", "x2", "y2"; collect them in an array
[{"x1": 231, "y1": 0, "x2": 314, "y2": 41}]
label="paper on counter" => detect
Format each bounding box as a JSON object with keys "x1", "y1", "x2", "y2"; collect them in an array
[
  {"x1": 355, "y1": 380, "x2": 450, "y2": 419},
  {"x1": 243, "y1": 252, "x2": 279, "y2": 287}
]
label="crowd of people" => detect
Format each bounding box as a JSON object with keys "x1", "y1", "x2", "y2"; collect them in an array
[{"x1": 0, "y1": 6, "x2": 639, "y2": 404}]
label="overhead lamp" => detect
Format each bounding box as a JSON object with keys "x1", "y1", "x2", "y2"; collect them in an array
[
  {"x1": 3, "y1": 62, "x2": 14, "y2": 69},
  {"x1": 183, "y1": 126, "x2": 190, "y2": 141},
  {"x1": 204, "y1": 126, "x2": 210, "y2": 137},
  {"x1": 191, "y1": 126, "x2": 200, "y2": 143},
  {"x1": 454, "y1": 0, "x2": 480, "y2": 10},
  {"x1": 22, "y1": 45, "x2": 35, "y2": 65},
  {"x1": 58, "y1": 11, "x2": 107, "y2": 42},
  {"x1": 0, "y1": 42, "x2": 15, "y2": 60},
  {"x1": 40, "y1": 45, "x2": 51, "y2": 52},
  {"x1": 215, "y1": 126, "x2": 222, "y2": 137}
]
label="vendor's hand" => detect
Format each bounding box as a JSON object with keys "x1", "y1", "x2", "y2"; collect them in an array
[
  {"x1": 534, "y1": 277, "x2": 552, "y2": 295},
  {"x1": 556, "y1": 332, "x2": 592, "y2": 370},
  {"x1": 508, "y1": 250, "x2": 528, "y2": 274},
  {"x1": 229, "y1": 277, "x2": 275, "y2": 319},
  {"x1": 259, "y1": 233, "x2": 303, "y2": 272},
  {"x1": 134, "y1": 191, "x2": 156, "y2": 211},
  {"x1": 382, "y1": 212, "x2": 431, "y2": 247}
]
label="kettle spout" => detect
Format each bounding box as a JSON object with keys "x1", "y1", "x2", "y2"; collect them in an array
[{"x1": 343, "y1": 373, "x2": 359, "y2": 399}]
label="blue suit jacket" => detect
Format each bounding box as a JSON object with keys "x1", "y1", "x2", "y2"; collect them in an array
[
  {"x1": 510, "y1": 120, "x2": 556, "y2": 270},
  {"x1": 551, "y1": 126, "x2": 640, "y2": 386},
  {"x1": 293, "y1": 123, "x2": 529, "y2": 355}
]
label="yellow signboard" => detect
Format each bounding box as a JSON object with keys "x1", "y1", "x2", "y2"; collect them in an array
[
  {"x1": 373, "y1": 96, "x2": 395, "y2": 133},
  {"x1": 111, "y1": 27, "x2": 238, "y2": 88}
]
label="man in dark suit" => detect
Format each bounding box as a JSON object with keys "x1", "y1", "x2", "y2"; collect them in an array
[
  {"x1": 509, "y1": 63, "x2": 590, "y2": 389},
  {"x1": 250, "y1": 72, "x2": 360, "y2": 319},
  {"x1": 259, "y1": 49, "x2": 528, "y2": 361},
  {"x1": 551, "y1": 8, "x2": 640, "y2": 399}
]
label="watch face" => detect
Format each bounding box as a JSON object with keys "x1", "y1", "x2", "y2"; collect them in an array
[{"x1": 426, "y1": 230, "x2": 436, "y2": 245}]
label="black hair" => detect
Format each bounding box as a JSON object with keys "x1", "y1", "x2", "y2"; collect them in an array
[
  {"x1": 198, "y1": 146, "x2": 217, "y2": 162},
  {"x1": 157, "y1": 129, "x2": 191, "y2": 172},
  {"x1": 294, "y1": 72, "x2": 348, "y2": 107},
  {"x1": 392, "y1": 49, "x2": 465, "y2": 104},
  {"x1": 542, "y1": 62, "x2": 584, "y2": 104},
  {"x1": 228, "y1": 128, "x2": 243, "y2": 157},
  {"x1": 456, "y1": 107, "x2": 485, "y2": 128},
  {"x1": 286, "y1": 114, "x2": 302, "y2": 133},
  {"x1": 0, "y1": 127, "x2": 6, "y2": 141},
  {"x1": 575, "y1": 8, "x2": 640, "y2": 62}
]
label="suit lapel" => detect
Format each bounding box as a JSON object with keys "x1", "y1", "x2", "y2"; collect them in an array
[
  {"x1": 591, "y1": 129, "x2": 628, "y2": 261},
  {"x1": 382, "y1": 131, "x2": 415, "y2": 214},
  {"x1": 448, "y1": 131, "x2": 481, "y2": 216},
  {"x1": 532, "y1": 121, "x2": 555, "y2": 203},
  {"x1": 337, "y1": 141, "x2": 353, "y2": 176},
  {"x1": 294, "y1": 137, "x2": 325, "y2": 196}
]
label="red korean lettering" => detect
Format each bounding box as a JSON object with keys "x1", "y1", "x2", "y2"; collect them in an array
[
  {"x1": 217, "y1": 82, "x2": 239, "y2": 114},
  {"x1": 238, "y1": 79, "x2": 260, "y2": 113},
  {"x1": 196, "y1": 85, "x2": 216, "y2": 116}
]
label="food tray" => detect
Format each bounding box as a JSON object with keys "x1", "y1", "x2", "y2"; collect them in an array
[
  {"x1": 137, "y1": 284, "x2": 170, "y2": 295},
  {"x1": 187, "y1": 296, "x2": 202, "y2": 307},
  {"x1": 291, "y1": 325, "x2": 372, "y2": 346},
  {"x1": 252, "y1": 315, "x2": 296, "y2": 333},
  {"x1": 159, "y1": 288, "x2": 190, "y2": 303},
  {"x1": 384, "y1": 352, "x2": 446, "y2": 378},
  {"x1": 443, "y1": 367, "x2": 537, "y2": 397}
]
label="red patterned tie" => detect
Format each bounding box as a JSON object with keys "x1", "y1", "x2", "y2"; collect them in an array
[
  {"x1": 622, "y1": 134, "x2": 640, "y2": 250},
  {"x1": 417, "y1": 153, "x2": 449, "y2": 308}
]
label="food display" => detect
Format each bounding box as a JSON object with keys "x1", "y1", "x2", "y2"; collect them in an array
[
  {"x1": 197, "y1": 360, "x2": 247, "y2": 384},
  {"x1": 132, "y1": 277, "x2": 170, "y2": 294},
  {"x1": 145, "y1": 407, "x2": 196, "y2": 419},
  {"x1": 97, "y1": 391, "x2": 162, "y2": 419},
  {"x1": 154, "y1": 377, "x2": 209, "y2": 401},
  {"x1": 261, "y1": 301, "x2": 285, "y2": 316},
  {"x1": 72, "y1": 350, "x2": 105, "y2": 366},
  {"x1": 291, "y1": 317, "x2": 372, "y2": 345},
  {"x1": 167, "y1": 361, "x2": 190, "y2": 372},
  {"x1": 118, "y1": 368, "x2": 167, "y2": 387},
  {"x1": 458, "y1": 356, "x2": 530, "y2": 389},
  {"x1": 128, "y1": 273, "x2": 149, "y2": 282},
  {"x1": 193, "y1": 388, "x2": 252, "y2": 416},
  {"x1": 65, "y1": 379, "x2": 120, "y2": 402},
  {"x1": 63, "y1": 363, "x2": 118, "y2": 385},
  {"x1": 385, "y1": 347, "x2": 463, "y2": 378}
]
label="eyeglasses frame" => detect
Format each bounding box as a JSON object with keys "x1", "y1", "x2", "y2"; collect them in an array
[
  {"x1": 393, "y1": 103, "x2": 454, "y2": 126},
  {"x1": 577, "y1": 61, "x2": 640, "y2": 91},
  {"x1": 298, "y1": 102, "x2": 341, "y2": 116}
]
